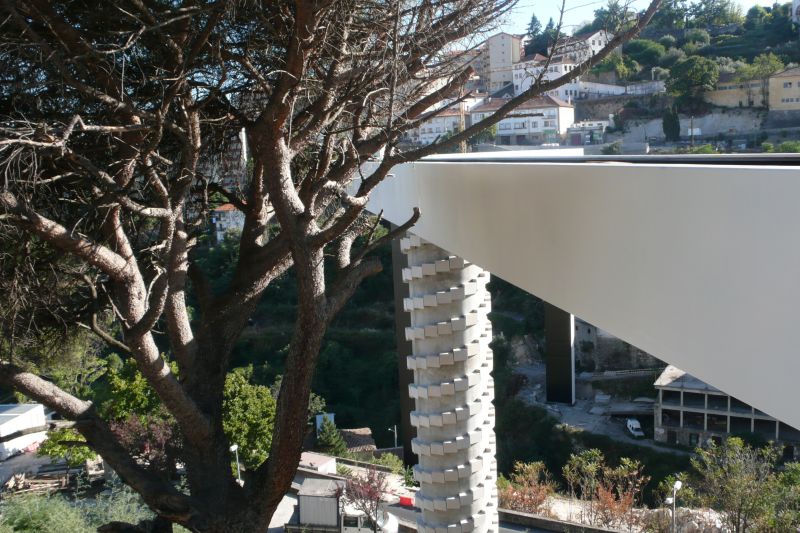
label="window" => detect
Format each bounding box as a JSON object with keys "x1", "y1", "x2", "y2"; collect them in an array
[
  {"x1": 785, "y1": 81, "x2": 793, "y2": 88},
  {"x1": 689, "y1": 433, "x2": 699, "y2": 447},
  {"x1": 531, "y1": 121, "x2": 538, "y2": 128},
  {"x1": 514, "y1": 122, "x2": 525, "y2": 129},
  {"x1": 343, "y1": 516, "x2": 359, "y2": 528}
]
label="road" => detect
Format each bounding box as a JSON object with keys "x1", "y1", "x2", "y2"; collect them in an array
[{"x1": 385, "y1": 504, "x2": 551, "y2": 533}]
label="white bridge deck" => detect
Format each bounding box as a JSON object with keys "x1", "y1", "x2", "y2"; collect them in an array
[{"x1": 367, "y1": 154, "x2": 800, "y2": 430}]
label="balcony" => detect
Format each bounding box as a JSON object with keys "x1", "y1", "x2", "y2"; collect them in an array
[{"x1": 366, "y1": 153, "x2": 800, "y2": 430}]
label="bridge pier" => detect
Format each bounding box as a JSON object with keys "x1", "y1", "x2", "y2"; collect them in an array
[
  {"x1": 544, "y1": 303, "x2": 576, "y2": 405},
  {"x1": 399, "y1": 235, "x2": 498, "y2": 533}
]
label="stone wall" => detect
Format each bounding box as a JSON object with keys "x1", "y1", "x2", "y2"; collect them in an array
[
  {"x1": 574, "y1": 320, "x2": 662, "y2": 372},
  {"x1": 574, "y1": 93, "x2": 672, "y2": 122}
]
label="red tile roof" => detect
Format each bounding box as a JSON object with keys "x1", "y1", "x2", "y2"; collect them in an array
[{"x1": 469, "y1": 95, "x2": 572, "y2": 114}]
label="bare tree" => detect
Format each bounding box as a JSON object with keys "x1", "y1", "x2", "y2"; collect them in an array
[{"x1": 0, "y1": 1, "x2": 660, "y2": 531}]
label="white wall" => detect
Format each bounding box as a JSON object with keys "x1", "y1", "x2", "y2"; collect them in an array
[{"x1": 365, "y1": 157, "x2": 800, "y2": 430}]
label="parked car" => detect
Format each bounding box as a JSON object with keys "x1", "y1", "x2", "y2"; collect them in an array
[{"x1": 626, "y1": 418, "x2": 645, "y2": 439}]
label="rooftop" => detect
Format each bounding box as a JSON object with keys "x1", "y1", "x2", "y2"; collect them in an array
[
  {"x1": 772, "y1": 66, "x2": 800, "y2": 78},
  {"x1": 470, "y1": 95, "x2": 572, "y2": 114},
  {"x1": 298, "y1": 478, "x2": 343, "y2": 497},
  {"x1": 0, "y1": 404, "x2": 43, "y2": 417},
  {"x1": 340, "y1": 427, "x2": 377, "y2": 452},
  {"x1": 654, "y1": 365, "x2": 722, "y2": 393},
  {"x1": 299, "y1": 451, "x2": 335, "y2": 469},
  {"x1": 212, "y1": 203, "x2": 239, "y2": 212}
]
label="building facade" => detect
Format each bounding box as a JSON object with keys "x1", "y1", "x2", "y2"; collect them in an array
[
  {"x1": 654, "y1": 366, "x2": 800, "y2": 459},
  {"x1": 512, "y1": 56, "x2": 626, "y2": 101},
  {"x1": 768, "y1": 67, "x2": 800, "y2": 110},
  {"x1": 704, "y1": 68, "x2": 800, "y2": 111},
  {"x1": 414, "y1": 95, "x2": 486, "y2": 146},
  {"x1": 482, "y1": 33, "x2": 524, "y2": 93},
  {"x1": 210, "y1": 203, "x2": 245, "y2": 243},
  {"x1": 705, "y1": 72, "x2": 768, "y2": 108},
  {"x1": 548, "y1": 30, "x2": 615, "y2": 62},
  {"x1": 469, "y1": 96, "x2": 574, "y2": 145}
]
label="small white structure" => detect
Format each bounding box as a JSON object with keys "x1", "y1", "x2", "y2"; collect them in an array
[
  {"x1": 0, "y1": 404, "x2": 47, "y2": 460},
  {"x1": 300, "y1": 452, "x2": 337, "y2": 475}
]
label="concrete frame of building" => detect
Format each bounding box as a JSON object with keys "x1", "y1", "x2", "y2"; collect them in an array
[
  {"x1": 400, "y1": 235, "x2": 498, "y2": 533},
  {"x1": 654, "y1": 372, "x2": 800, "y2": 457}
]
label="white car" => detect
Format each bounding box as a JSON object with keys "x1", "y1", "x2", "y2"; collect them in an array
[{"x1": 626, "y1": 418, "x2": 645, "y2": 439}]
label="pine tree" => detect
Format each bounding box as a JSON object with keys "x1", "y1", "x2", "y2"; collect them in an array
[
  {"x1": 527, "y1": 13, "x2": 542, "y2": 37},
  {"x1": 662, "y1": 107, "x2": 681, "y2": 142},
  {"x1": 317, "y1": 416, "x2": 348, "y2": 457}
]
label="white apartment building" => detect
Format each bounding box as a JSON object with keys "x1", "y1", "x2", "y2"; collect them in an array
[
  {"x1": 512, "y1": 55, "x2": 625, "y2": 101},
  {"x1": 480, "y1": 32, "x2": 524, "y2": 93},
  {"x1": 548, "y1": 29, "x2": 615, "y2": 62},
  {"x1": 469, "y1": 96, "x2": 574, "y2": 145},
  {"x1": 414, "y1": 95, "x2": 486, "y2": 145},
  {"x1": 416, "y1": 108, "x2": 463, "y2": 145}
]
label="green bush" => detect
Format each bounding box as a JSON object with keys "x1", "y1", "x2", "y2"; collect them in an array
[
  {"x1": 624, "y1": 39, "x2": 666, "y2": 66},
  {"x1": 684, "y1": 28, "x2": 710, "y2": 45},
  {"x1": 0, "y1": 495, "x2": 92, "y2": 533},
  {"x1": 658, "y1": 35, "x2": 677, "y2": 48},
  {"x1": 0, "y1": 485, "x2": 166, "y2": 533}
]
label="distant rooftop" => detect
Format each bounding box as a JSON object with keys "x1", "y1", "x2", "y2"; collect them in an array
[
  {"x1": 654, "y1": 365, "x2": 722, "y2": 393},
  {"x1": 340, "y1": 427, "x2": 377, "y2": 453}
]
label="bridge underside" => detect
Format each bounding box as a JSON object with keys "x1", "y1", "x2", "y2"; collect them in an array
[{"x1": 371, "y1": 157, "x2": 800, "y2": 431}]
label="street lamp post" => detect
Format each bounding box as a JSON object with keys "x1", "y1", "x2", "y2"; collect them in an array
[
  {"x1": 671, "y1": 479, "x2": 683, "y2": 533},
  {"x1": 387, "y1": 425, "x2": 398, "y2": 448},
  {"x1": 230, "y1": 444, "x2": 242, "y2": 485}
]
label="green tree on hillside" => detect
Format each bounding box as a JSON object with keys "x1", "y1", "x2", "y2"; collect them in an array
[
  {"x1": 667, "y1": 56, "x2": 720, "y2": 111},
  {"x1": 650, "y1": 0, "x2": 689, "y2": 29},
  {"x1": 689, "y1": 0, "x2": 743, "y2": 26},
  {"x1": 527, "y1": 13, "x2": 542, "y2": 37},
  {"x1": 662, "y1": 107, "x2": 681, "y2": 141},
  {"x1": 737, "y1": 53, "x2": 784, "y2": 106},
  {"x1": 744, "y1": 5, "x2": 769, "y2": 29},
  {"x1": 624, "y1": 39, "x2": 666, "y2": 66}
]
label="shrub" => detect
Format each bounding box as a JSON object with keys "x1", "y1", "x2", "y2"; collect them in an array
[
  {"x1": 684, "y1": 28, "x2": 710, "y2": 45},
  {"x1": 658, "y1": 35, "x2": 677, "y2": 48},
  {"x1": 499, "y1": 461, "x2": 555, "y2": 515},
  {"x1": 659, "y1": 48, "x2": 686, "y2": 68}
]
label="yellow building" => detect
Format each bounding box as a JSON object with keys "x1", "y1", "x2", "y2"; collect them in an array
[
  {"x1": 768, "y1": 67, "x2": 800, "y2": 111},
  {"x1": 705, "y1": 72, "x2": 768, "y2": 108}
]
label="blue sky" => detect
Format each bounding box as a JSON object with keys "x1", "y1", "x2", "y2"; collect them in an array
[{"x1": 499, "y1": 0, "x2": 783, "y2": 36}]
